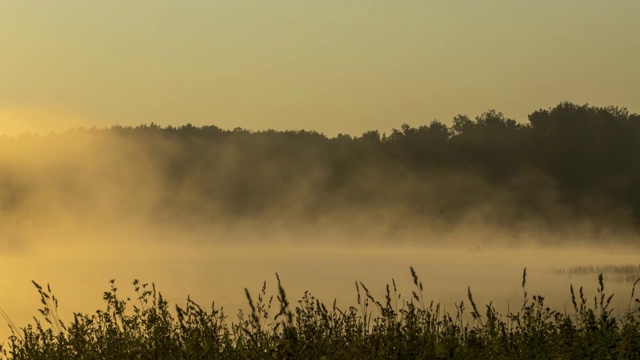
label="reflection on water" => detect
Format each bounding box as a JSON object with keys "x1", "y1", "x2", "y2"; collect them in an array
[{"x1": 1, "y1": 240, "x2": 639, "y2": 341}]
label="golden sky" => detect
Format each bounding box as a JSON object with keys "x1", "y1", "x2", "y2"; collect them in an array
[{"x1": 1, "y1": 1, "x2": 639, "y2": 136}]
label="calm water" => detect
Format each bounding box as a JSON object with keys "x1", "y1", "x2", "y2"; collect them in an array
[{"x1": 1, "y1": 239, "x2": 639, "y2": 341}]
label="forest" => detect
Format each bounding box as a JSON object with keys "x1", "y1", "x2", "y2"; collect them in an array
[{"x1": 1, "y1": 101, "x2": 640, "y2": 242}]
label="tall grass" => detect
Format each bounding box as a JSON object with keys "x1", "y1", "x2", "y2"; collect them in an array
[
  {"x1": 1, "y1": 268, "x2": 639, "y2": 359},
  {"x1": 553, "y1": 264, "x2": 640, "y2": 284}
]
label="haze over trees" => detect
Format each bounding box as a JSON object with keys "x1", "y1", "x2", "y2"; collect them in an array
[{"x1": 1, "y1": 102, "x2": 639, "y2": 243}]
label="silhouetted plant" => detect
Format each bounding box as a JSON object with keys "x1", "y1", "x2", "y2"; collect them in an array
[{"x1": 2, "y1": 268, "x2": 640, "y2": 359}]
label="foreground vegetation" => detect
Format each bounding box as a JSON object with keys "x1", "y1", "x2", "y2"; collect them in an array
[{"x1": 1, "y1": 269, "x2": 639, "y2": 359}]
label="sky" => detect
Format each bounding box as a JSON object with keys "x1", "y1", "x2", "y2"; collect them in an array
[{"x1": 1, "y1": 0, "x2": 639, "y2": 137}]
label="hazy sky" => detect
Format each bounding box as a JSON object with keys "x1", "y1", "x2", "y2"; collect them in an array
[{"x1": 1, "y1": 0, "x2": 639, "y2": 136}]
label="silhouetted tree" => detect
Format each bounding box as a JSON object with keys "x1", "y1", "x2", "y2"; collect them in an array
[{"x1": 1, "y1": 101, "x2": 639, "y2": 234}]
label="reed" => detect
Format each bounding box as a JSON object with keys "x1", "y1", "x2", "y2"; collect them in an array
[{"x1": 553, "y1": 264, "x2": 640, "y2": 284}]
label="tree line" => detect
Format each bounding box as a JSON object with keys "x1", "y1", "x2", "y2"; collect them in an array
[{"x1": 2, "y1": 101, "x2": 639, "y2": 237}]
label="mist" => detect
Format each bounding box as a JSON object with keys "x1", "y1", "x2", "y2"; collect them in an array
[
  {"x1": 2, "y1": 103, "x2": 640, "y2": 250},
  {"x1": 1, "y1": 101, "x2": 640, "y2": 342}
]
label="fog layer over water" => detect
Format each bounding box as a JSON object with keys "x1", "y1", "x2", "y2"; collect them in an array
[{"x1": 1, "y1": 106, "x2": 640, "y2": 340}]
